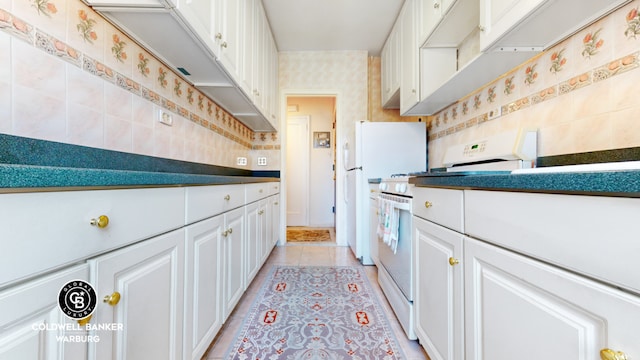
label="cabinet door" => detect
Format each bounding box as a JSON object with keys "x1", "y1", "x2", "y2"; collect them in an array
[
  {"x1": 270, "y1": 195, "x2": 281, "y2": 246},
  {"x1": 258, "y1": 200, "x2": 270, "y2": 264},
  {"x1": 0, "y1": 264, "x2": 89, "y2": 360},
  {"x1": 174, "y1": 0, "x2": 216, "y2": 51},
  {"x1": 222, "y1": 207, "x2": 245, "y2": 320},
  {"x1": 400, "y1": 0, "x2": 419, "y2": 114},
  {"x1": 478, "y1": 0, "x2": 545, "y2": 49},
  {"x1": 245, "y1": 201, "x2": 262, "y2": 287},
  {"x1": 216, "y1": 0, "x2": 244, "y2": 82},
  {"x1": 419, "y1": 0, "x2": 444, "y2": 43},
  {"x1": 464, "y1": 237, "x2": 640, "y2": 360},
  {"x1": 184, "y1": 216, "x2": 223, "y2": 360},
  {"x1": 89, "y1": 229, "x2": 185, "y2": 360},
  {"x1": 413, "y1": 216, "x2": 464, "y2": 360}
]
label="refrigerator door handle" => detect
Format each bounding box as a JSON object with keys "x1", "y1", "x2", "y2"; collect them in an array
[{"x1": 346, "y1": 166, "x2": 362, "y2": 172}]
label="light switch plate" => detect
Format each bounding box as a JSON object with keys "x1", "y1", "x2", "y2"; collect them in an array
[
  {"x1": 236, "y1": 157, "x2": 247, "y2": 166},
  {"x1": 257, "y1": 157, "x2": 267, "y2": 166}
]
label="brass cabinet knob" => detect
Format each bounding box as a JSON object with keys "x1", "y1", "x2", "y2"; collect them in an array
[
  {"x1": 222, "y1": 230, "x2": 229, "y2": 237},
  {"x1": 449, "y1": 257, "x2": 459, "y2": 266},
  {"x1": 274, "y1": 202, "x2": 278, "y2": 205},
  {"x1": 215, "y1": 32, "x2": 222, "y2": 39},
  {"x1": 90, "y1": 215, "x2": 109, "y2": 228},
  {"x1": 258, "y1": 210, "x2": 264, "y2": 215},
  {"x1": 228, "y1": 228, "x2": 233, "y2": 234},
  {"x1": 221, "y1": 41, "x2": 228, "y2": 48},
  {"x1": 103, "y1": 292, "x2": 121, "y2": 306},
  {"x1": 600, "y1": 349, "x2": 628, "y2": 360},
  {"x1": 77, "y1": 314, "x2": 92, "y2": 326},
  {"x1": 424, "y1": 201, "x2": 433, "y2": 208},
  {"x1": 224, "y1": 195, "x2": 231, "y2": 201}
]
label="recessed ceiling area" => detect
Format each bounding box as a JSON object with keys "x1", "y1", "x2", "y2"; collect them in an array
[{"x1": 261, "y1": 0, "x2": 406, "y2": 56}]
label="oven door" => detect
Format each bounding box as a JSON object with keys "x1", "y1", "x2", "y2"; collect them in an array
[{"x1": 377, "y1": 193, "x2": 414, "y2": 302}]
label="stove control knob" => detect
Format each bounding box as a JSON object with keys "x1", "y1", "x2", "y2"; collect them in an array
[
  {"x1": 399, "y1": 183, "x2": 407, "y2": 193},
  {"x1": 395, "y1": 183, "x2": 401, "y2": 192},
  {"x1": 379, "y1": 183, "x2": 388, "y2": 191}
]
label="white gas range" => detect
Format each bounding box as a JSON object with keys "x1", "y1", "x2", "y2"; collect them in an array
[{"x1": 375, "y1": 128, "x2": 538, "y2": 341}]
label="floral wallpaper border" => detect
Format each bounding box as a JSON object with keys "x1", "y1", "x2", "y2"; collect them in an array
[
  {"x1": 427, "y1": 5, "x2": 640, "y2": 141},
  {"x1": 428, "y1": 49, "x2": 639, "y2": 140},
  {"x1": 0, "y1": 7, "x2": 279, "y2": 151}
]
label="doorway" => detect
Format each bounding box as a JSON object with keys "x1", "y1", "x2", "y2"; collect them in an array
[{"x1": 285, "y1": 96, "x2": 336, "y2": 244}]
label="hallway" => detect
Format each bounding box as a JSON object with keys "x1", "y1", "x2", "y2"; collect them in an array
[{"x1": 202, "y1": 245, "x2": 429, "y2": 359}]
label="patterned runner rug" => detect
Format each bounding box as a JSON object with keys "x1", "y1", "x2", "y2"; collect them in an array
[
  {"x1": 286, "y1": 228, "x2": 332, "y2": 242},
  {"x1": 225, "y1": 266, "x2": 405, "y2": 359}
]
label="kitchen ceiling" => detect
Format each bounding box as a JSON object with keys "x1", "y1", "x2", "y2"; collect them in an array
[{"x1": 261, "y1": 0, "x2": 406, "y2": 56}]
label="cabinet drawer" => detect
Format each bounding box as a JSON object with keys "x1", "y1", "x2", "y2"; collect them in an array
[
  {"x1": 465, "y1": 190, "x2": 640, "y2": 294},
  {"x1": 412, "y1": 187, "x2": 464, "y2": 232},
  {"x1": 245, "y1": 182, "x2": 272, "y2": 203},
  {"x1": 185, "y1": 184, "x2": 244, "y2": 224},
  {"x1": 0, "y1": 187, "x2": 185, "y2": 289},
  {"x1": 267, "y1": 182, "x2": 280, "y2": 196}
]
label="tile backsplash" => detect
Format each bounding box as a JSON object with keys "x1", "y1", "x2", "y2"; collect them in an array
[
  {"x1": 0, "y1": 0, "x2": 279, "y2": 171},
  {"x1": 427, "y1": 1, "x2": 640, "y2": 168}
]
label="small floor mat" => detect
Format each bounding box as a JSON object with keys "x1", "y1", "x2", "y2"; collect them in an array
[{"x1": 286, "y1": 228, "x2": 331, "y2": 242}]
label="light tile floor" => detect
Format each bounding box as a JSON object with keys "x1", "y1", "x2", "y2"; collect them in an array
[{"x1": 202, "y1": 244, "x2": 430, "y2": 360}]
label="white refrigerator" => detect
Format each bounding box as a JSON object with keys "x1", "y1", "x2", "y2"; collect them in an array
[{"x1": 343, "y1": 121, "x2": 427, "y2": 265}]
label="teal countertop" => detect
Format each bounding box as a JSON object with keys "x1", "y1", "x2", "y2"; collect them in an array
[
  {"x1": 0, "y1": 135, "x2": 279, "y2": 192},
  {"x1": 0, "y1": 164, "x2": 278, "y2": 193},
  {"x1": 410, "y1": 170, "x2": 640, "y2": 198}
]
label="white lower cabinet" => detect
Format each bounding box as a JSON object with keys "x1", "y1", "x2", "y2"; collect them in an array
[
  {"x1": 414, "y1": 186, "x2": 640, "y2": 360},
  {"x1": 413, "y1": 216, "x2": 464, "y2": 360},
  {"x1": 0, "y1": 181, "x2": 280, "y2": 360},
  {"x1": 184, "y1": 215, "x2": 224, "y2": 360},
  {"x1": 221, "y1": 207, "x2": 245, "y2": 320},
  {"x1": 88, "y1": 229, "x2": 185, "y2": 360},
  {"x1": 464, "y1": 237, "x2": 640, "y2": 360},
  {"x1": 269, "y1": 194, "x2": 280, "y2": 247},
  {"x1": 0, "y1": 264, "x2": 89, "y2": 360},
  {"x1": 245, "y1": 199, "x2": 266, "y2": 287}
]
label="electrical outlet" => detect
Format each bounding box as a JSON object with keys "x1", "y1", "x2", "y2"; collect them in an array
[
  {"x1": 236, "y1": 157, "x2": 247, "y2": 166},
  {"x1": 257, "y1": 157, "x2": 267, "y2": 166},
  {"x1": 158, "y1": 109, "x2": 173, "y2": 126},
  {"x1": 487, "y1": 107, "x2": 502, "y2": 120}
]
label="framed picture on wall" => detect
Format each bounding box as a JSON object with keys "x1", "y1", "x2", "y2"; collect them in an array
[{"x1": 313, "y1": 132, "x2": 331, "y2": 148}]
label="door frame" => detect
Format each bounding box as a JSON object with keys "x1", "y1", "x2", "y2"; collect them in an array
[{"x1": 278, "y1": 89, "x2": 346, "y2": 247}]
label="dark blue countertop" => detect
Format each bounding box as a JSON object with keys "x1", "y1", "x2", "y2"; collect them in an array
[
  {"x1": 410, "y1": 170, "x2": 640, "y2": 198},
  {"x1": 0, "y1": 164, "x2": 278, "y2": 193}
]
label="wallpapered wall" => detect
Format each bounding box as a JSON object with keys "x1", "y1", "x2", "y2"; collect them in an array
[
  {"x1": 426, "y1": 1, "x2": 640, "y2": 168},
  {"x1": 0, "y1": 0, "x2": 279, "y2": 170}
]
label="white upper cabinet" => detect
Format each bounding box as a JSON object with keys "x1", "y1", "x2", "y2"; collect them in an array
[
  {"x1": 479, "y1": 0, "x2": 631, "y2": 51},
  {"x1": 85, "y1": 0, "x2": 279, "y2": 132},
  {"x1": 400, "y1": 0, "x2": 420, "y2": 114},
  {"x1": 381, "y1": 19, "x2": 401, "y2": 108},
  {"x1": 215, "y1": 0, "x2": 244, "y2": 83},
  {"x1": 406, "y1": 0, "x2": 631, "y2": 115}
]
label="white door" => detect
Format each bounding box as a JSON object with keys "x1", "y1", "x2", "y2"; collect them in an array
[{"x1": 286, "y1": 116, "x2": 310, "y2": 226}]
